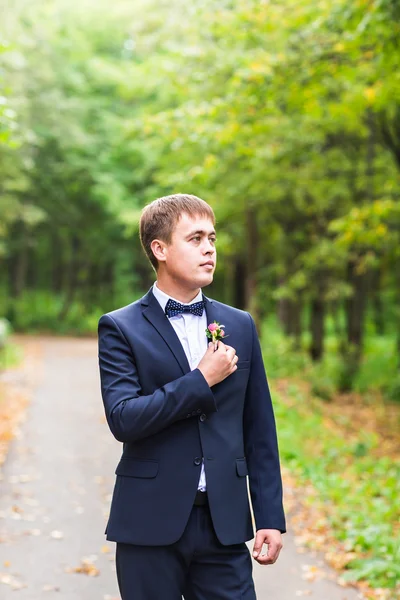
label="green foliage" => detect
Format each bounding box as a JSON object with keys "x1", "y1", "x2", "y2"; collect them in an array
[
  {"x1": 1, "y1": 0, "x2": 399, "y2": 375},
  {"x1": 0, "y1": 318, "x2": 19, "y2": 370},
  {"x1": 386, "y1": 373, "x2": 400, "y2": 403},
  {"x1": 272, "y1": 380, "x2": 400, "y2": 589},
  {"x1": 263, "y1": 318, "x2": 398, "y2": 402},
  {"x1": 262, "y1": 318, "x2": 400, "y2": 589},
  {"x1": 1, "y1": 291, "x2": 101, "y2": 335},
  {"x1": 0, "y1": 318, "x2": 11, "y2": 349}
]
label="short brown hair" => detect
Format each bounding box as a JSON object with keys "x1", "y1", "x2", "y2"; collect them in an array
[{"x1": 139, "y1": 193, "x2": 215, "y2": 270}]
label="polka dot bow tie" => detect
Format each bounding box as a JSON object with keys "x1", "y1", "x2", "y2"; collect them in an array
[{"x1": 165, "y1": 298, "x2": 205, "y2": 318}]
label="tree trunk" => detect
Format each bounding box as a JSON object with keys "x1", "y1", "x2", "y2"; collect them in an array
[
  {"x1": 340, "y1": 258, "x2": 369, "y2": 390},
  {"x1": 8, "y1": 222, "x2": 29, "y2": 299},
  {"x1": 51, "y1": 230, "x2": 64, "y2": 294},
  {"x1": 330, "y1": 300, "x2": 346, "y2": 353},
  {"x1": 396, "y1": 265, "x2": 400, "y2": 372},
  {"x1": 58, "y1": 235, "x2": 80, "y2": 321},
  {"x1": 277, "y1": 294, "x2": 291, "y2": 336},
  {"x1": 245, "y1": 206, "x2": 260, "y2": 332},
  {"x1": 277, "y1": 291, "x2": 302, "y2": 346},
  {"x1": 290, "y1": 296, "x2": 302, "y2": 349},
  {"x1": 370, "y1": 267, "x2": 385, "y2": 336},
  {"x1": 232, "y1": 256, "x2": 246, "y2": 310},
  {"x1": 346, "y1": 260, "x2": 368, "y2": 351},
  {"x1": 310, "y1": 296, "x2": 325, "y2": 361}
]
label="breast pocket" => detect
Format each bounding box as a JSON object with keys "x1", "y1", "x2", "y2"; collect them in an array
[{"x1": 236, "y1": 360, "x2": 250, "y2": 371}]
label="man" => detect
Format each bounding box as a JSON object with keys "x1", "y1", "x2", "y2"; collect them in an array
[{"x1": 98, "y1": 193, "x2": 286, "y2": 600}]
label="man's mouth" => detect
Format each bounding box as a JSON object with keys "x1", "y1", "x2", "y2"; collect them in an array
[{"x1": 201, "y1": 261, "x2": 214, "y2": 268}]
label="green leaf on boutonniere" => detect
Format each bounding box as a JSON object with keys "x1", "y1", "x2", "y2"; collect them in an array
[{"x1": 205, "y1": 321, "x2": 228, "y2": 343}]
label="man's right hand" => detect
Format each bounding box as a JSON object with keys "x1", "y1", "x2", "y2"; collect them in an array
[{"x1": 197, "y1": 341, "x2": 238, "y2": 387}]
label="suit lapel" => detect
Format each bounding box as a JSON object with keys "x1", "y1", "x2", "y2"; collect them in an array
[
  {"x1": 141, "y1": 288, "x2": 191, "y2": 375},
  {"x1": 141, "y1": 288, "x2": 222, "y2": 375},
  {"x1": 203, "y1": 294, "x2": 221, "y2": 334}
]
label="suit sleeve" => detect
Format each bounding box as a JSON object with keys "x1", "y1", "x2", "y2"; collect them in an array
[
  {"x1": 98, "y1": 313, "x2": 217, "y2": 443},
  {"x1": 243, "y1": 313, "x2": 286, "y2": 533}
]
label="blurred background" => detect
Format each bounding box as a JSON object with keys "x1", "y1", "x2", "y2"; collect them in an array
[{"x1": 0, "y1": 0, "x2": 399, "y2": 598}]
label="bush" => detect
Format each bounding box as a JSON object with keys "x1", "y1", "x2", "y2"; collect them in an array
[
  {"x1": 386, "y1": 373, "x2": 400, "y2": 403},
  {"x1": 3, "y1": 292, "x2": 102, "y2": 335},
  {"x1": 0, "y1": 318, "x2": 11, "y2": 350}
]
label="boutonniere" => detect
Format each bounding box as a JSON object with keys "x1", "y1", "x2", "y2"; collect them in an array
[{"x1": 206, "y1": 321, "x2": 228, "y2": 344}]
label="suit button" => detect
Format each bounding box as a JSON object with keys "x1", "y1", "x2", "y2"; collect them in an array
[
  {"x1": 191, "y1": 411, "x2": 197, "y2": 416},
  {"x1": 196, "y1": 409, "x2": 202, "y2": 414},
  {"x1": 194, "y1": 457, "x2": 202, "y2": 466},
  {"x1": 199, "y1": 414, "x2": 207, "y2": 422},
  {"x1": 186, "y1": 414, "x2": 191, "y2": 418}
]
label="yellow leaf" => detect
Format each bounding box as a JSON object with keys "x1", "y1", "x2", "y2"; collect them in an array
[
  {"x1": 376, "y1": 224, "x2": 387, "y2": 236},
  {"x1": 364, "y1": 87, "x2": 376, "y2": 104}
]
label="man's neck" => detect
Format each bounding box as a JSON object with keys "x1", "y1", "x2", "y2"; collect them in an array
[{"x1": 155, "y1": 278, "x2": 201, "y2": 304}]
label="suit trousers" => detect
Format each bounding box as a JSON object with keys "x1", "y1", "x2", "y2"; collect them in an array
[{"x1": 116, "y1": 503, "x2": 257, "y2": 600}]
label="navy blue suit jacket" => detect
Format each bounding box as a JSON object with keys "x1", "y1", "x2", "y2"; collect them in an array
[{"x1": 98, "y1": 288, "x2": 286, "y2": 546}]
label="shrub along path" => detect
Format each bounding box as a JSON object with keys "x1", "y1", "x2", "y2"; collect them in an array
[{"x1": 0, "y1": 337, "x2": 362, "y2": 599}]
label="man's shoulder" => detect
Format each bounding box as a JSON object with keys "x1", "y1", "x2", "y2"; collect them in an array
[
  {"x1": 205, "y1": 296, "x2": 253, "y2": 325},
  {"x1": 99, "y1": 293, "x2": 147, "y2": 326}
]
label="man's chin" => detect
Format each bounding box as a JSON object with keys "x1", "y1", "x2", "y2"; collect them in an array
[{"x1": 198, "y1": 273, "x2": 214, "y2": 288}]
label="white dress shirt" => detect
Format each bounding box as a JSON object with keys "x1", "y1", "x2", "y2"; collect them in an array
[{"x1": 152, "y1": 281, "x2": 208, "y2": 491}]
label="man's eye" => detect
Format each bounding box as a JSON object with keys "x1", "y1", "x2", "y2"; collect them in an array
[
  {"x1": 192, "y1": 236, "x2": 201, "y2": 242},
  {"x1": 210, "y1": 238, "x2": 216, "y2": 244}
]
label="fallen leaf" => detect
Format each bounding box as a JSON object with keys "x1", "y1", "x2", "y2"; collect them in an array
[
  {"x1": 0, "y1": 572, "x2": 27, "y2": 590},
  {"x1": 50, "y1": 530, "x2": 64, "y2": 539},
  {"x1": 27, "y1": 528, "x2": 41, "y2": 536},
  {"x1": 42, "y1": 584, "x2": 60, "y2": 592},
  {"x1": 67, "y1": 558, "x2": 100, "y2": 577}
]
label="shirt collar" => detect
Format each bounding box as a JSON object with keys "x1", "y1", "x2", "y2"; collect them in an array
[{"x1": 152, "y1": 281, "x2": 203, "y2": 313}]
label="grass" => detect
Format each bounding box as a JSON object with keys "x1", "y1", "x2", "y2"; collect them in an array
[
  {"x1": 0, "y1": 291, "x2": 103, "y2": 335},
  {"x1": 0, "y1": 342, "x2": 21, "y2": 371},
  {"x1": 261, "y1": 322, "x2": 400, "y2": 594}
]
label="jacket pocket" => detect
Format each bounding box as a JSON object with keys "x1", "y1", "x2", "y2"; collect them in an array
[
  {"x1": 115, "y1": 458, "x2": 159, "y2": 478},
  {"x1": 236, "y1": 360, "x2": 250, "y2": 371},
  {"x1": 236, "y1": 458, "x2": 248, "y2": 477}
]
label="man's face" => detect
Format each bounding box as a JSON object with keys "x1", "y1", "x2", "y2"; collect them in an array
[{"x1": 161, "y1": 213, "x2": 217, "y2": 290}]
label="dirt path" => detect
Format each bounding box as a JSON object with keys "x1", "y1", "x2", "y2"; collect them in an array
[{"x1": 0, "y1": 337, "x2": 362, "y2": 599}]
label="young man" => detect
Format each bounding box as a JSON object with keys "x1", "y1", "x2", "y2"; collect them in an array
[{"x1": 98, "y1": 194, "x2": 286, "y2": 600}]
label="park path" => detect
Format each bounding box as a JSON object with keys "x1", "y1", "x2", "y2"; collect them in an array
[{"x1": 0, "y1": 337, "x2": 363, "y2": 600}]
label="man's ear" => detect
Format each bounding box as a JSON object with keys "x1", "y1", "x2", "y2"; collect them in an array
[{"x1": 150, "y1": 239, "x2": 167, "y2": 264}]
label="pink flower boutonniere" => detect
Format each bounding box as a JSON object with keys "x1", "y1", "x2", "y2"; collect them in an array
[{"x1": 206, "y1": 321, "x2": 228, "y2": 345}]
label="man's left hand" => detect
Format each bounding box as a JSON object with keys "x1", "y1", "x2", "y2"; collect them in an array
[{"x1": 252, "y1": 529, "x2": 283, "y2": 565}]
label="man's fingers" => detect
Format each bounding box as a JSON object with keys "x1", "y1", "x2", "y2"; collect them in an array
[
  {"x1": 252, "y1": 530, "x2": 283, "y2": 566},
  {"x1": 254, "y1": 541, "x2": 282, "y2": 565},
  {"x1": 223, "y1": 344, "x2": 237, "y2": 357},
  {"x1": 224, "y1": 346, "x2": 237, "y2": 362},
  {"x1": 268, "y1": 542, "x2": 282, "y2": 563},
  {"x1": 252, "y1": 532, "x2": 264, "y2": 558},
  {"x1": 214, "y1": 342, "x2": 237, "y2": 359},
  {"x1": 266, "y1": 541, "x2": 280, "y2": 563}
]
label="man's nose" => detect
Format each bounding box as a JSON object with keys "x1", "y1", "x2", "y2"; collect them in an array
[{"x1": 203, "y1": 239, "x2": 215, "y2": 253}]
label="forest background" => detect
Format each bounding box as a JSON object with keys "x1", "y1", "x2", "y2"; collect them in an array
[{"x1": 0, "y1": 0, "x2": 399, "y2": 596}]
